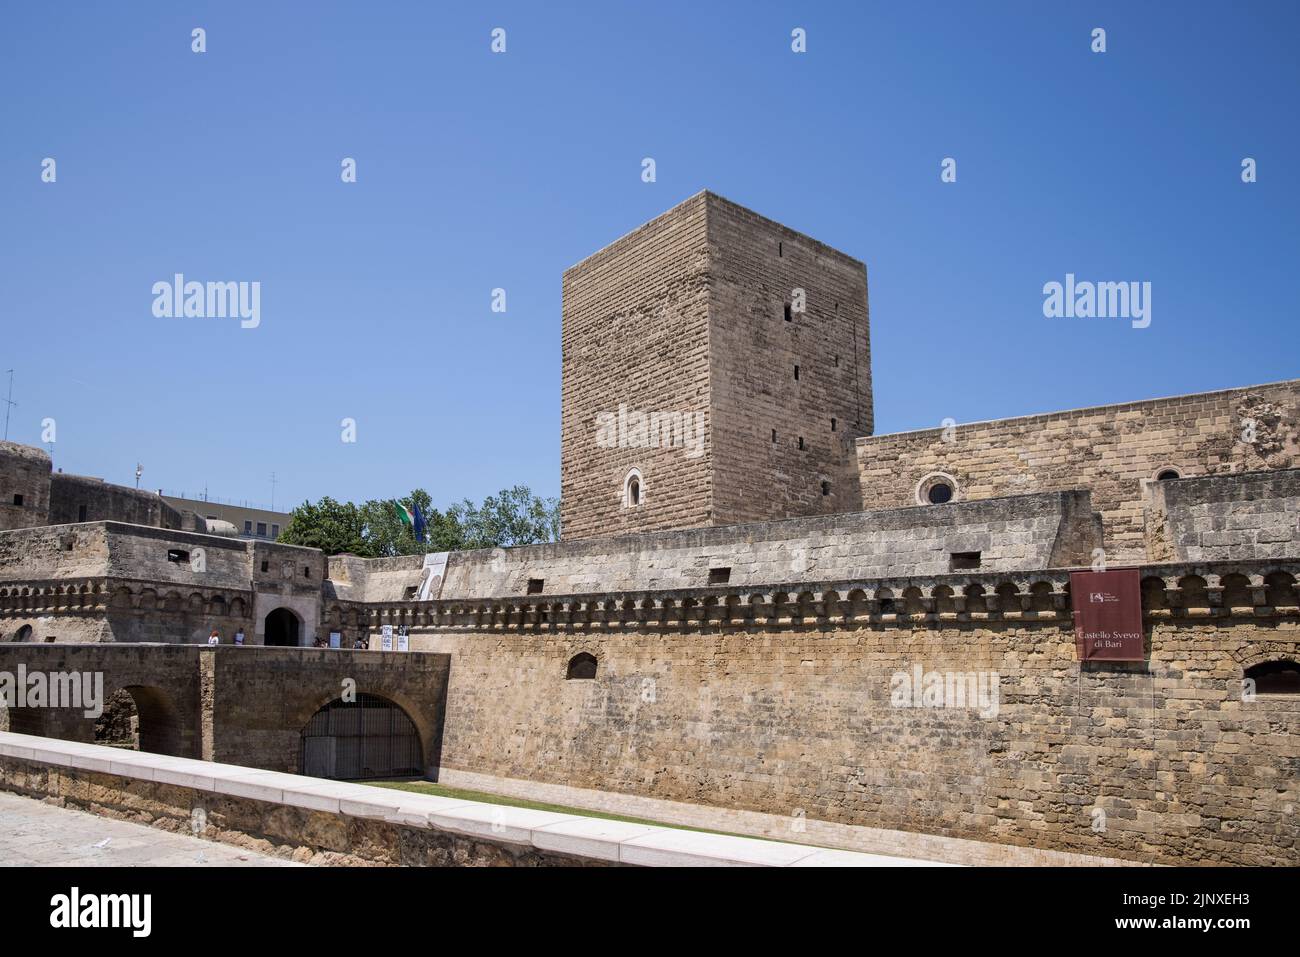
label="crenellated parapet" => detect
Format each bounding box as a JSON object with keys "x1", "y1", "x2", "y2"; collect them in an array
[{"x1": 359, "y1": 558, "x2": 1300, "y2": 633}]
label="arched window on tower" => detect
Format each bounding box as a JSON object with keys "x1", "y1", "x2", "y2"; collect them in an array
[{"x1": 622, "y1": 468, "x2": 644, "y2": 508}]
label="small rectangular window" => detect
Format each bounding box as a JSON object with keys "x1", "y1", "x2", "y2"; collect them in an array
[
  {"x1": 272, "y1": 524, "x2": 280, "y2": 537},
  {"x1": 771, "y1": 429, "x2": 777, "y2": 443},
  {"x1": 260, "y1": 560, "x2": 269, "y2": 573},
  {"x1": 244, "y1": 520, "x2": 253, "y2": 534},
  {"x1": 12, "y1": 494, "x2": 23, "y2": 506},
  {"x1": 821, "y1": 481, "x2": 831, "y2": 496},
  {"x1": 78, "y1": 504, "x2": 87, "y2": 521},
  {"x1": 798, "y1": 437, "x2": 805, "y2": 450},
  {"x1": 527, "y1": 578, "x2": 544, "y2": 594},
  {"x1": 167, "y1": 549, "x2": 190, "y2": 564},
  {"x1": 794, "y1": 365, "x2": 800, "y2": 381},
  {"x1": 949, "y1": 551, "x2": 982, "y2": 571},
  {"x1": 256, "y1": 522, "x2": 267, "y2": 537},
  {"x1": 303, "y1": 565, "x2": 311, "y2": 577},
  {"x1": 831, "y1": 418, "x2": 837, "y2": 432},
  {"x1": 783, "y1": 303, "x2": 792, "y2": 322},
  {"x1": 708, "y1": 567, "x2": 731, "y2": 585}
]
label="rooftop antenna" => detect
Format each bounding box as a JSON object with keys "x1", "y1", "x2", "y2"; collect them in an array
[
  {"x1": 270, "y1": 471, "x2": 277, "y2": 511},
  {"x1": 135, "y1": 462, "x2": 143, "y2": 489},
  {"x1": 2, "y1": 370, "x2": 15, "y2": 441}
]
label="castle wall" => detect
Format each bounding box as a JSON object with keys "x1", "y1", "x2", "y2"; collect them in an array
[
  {"x1": 856, "y1": 380, "x2": 1300, "y2": 563},
  {"x1": 49, "y1": 474, "x2": 183, "y2": 529},
  {"x1": 428, "y1": 490, "x2": 1099, "y2": 599},
  {"x1": 0, "y1": 645, "x2": 449, "y2": 774},
  {"x1": 0, "y1": 524, "x2": 327, "y2": 645},
  {"x1": 0, "y1": 442, "x2": 52, "y2": 531},
  {"x1": 396, "y1": 573, "x2": 1299, "y2": 867},
  {"x1": 560, "y1": 193, "x2": 714, "y2": 541},
  {"x1": 1145, "y1": 468, "x2": 1300, "y2": 563},
  {"x1": 707, "y1": 193, "x2": 872, "y2": 525}
]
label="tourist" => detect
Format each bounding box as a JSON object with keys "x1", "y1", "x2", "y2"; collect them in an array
[{"x1": 207, "y1": 629, "x2": 220, "y2": 646}]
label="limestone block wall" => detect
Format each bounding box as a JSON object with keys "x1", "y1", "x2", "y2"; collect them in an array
[
  {"x1": 561, "y1": 192, "x2": 714, "y2": 541},
  {"x1": 1145, "y1": 469, "x2": 1300, "y2": 563},
  {"x1": 425, "y1": 490, "x2": 1100, "y2": 599},
  {"x1": 0, "y1": 441, "x2": 51, "y2": 531},
  {"x1": 402, "y1": 571, "x2": 1300, "y2": 866},
  {"x1": 0, "y1": 646, "x2": 450, "y2": 775},
  {"x1": 0, "y1": 523, "x2": 112, "y2": 583},
  {"x1": 104, "y1": 523, "x2": 253, "y2": 591},
  {"x1": 49, "y1": 473, "x2": 183, "y2": 529},
  {"x1": 856, "y1": 380, "x2": 1300, "y2": 563},
  {"x1": 707, "y1": 192, "x2": 872, "y2": 525}
]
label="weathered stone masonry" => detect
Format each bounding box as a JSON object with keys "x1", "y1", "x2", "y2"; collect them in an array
[
  {"x1": 370, "y1": 559, "x2": 1300, "y2": 867},
  {"x1": 856, "y1": 381, "x2": 1300, "y2": 563}
]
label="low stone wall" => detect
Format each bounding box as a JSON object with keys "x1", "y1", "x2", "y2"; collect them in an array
[
  {"x1": 346, "y1": 490, "x2": 1100, "y2": 603},
  {"x1": 0, "y1": 734, "x2": 903, "y2": 866},
  {"x1": 1145, "y1": 469, "x2": 1300, "y2": 563}
]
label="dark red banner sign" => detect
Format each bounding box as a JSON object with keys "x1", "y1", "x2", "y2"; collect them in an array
[{"x1": 1070, "y1": 568, "x2": 1145, "y2": 661}]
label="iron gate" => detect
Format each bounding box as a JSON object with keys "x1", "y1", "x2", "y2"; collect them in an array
[{"x1": 300, "y1": 692, "x2": 422, "y2": 779}]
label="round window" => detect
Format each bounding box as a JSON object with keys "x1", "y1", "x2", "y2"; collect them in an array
[{"x1": 916, "y1": 472, "x2": 959, "y2": 506}]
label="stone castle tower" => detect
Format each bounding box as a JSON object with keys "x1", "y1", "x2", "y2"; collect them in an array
[{"x1": 561, "y1": 191, "x2": 872, "y2": 541}]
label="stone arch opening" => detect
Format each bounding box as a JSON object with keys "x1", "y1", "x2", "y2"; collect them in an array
[
  {"x1": 300, "y1": 692, "x2": 423, "y2": 780},
  {"x1": 1245, "y1": 659, "x2": 1300, "y2": 695},
  {"x1": 566, "y1": 652, "x2": 598, "y2": 680},
  {"x1": 264, "y1": 607, "x2": 301, "y2": 647},
  {"x1": 95, "y1": 685, "x2": 186, "y2": 756}
]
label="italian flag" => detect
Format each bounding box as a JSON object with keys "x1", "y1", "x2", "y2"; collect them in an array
[{"x1": 393, "y1": 501, "x2": 415, "y2": 530}]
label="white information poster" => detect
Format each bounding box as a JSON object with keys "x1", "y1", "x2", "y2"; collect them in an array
[
  {"x1": 329, "y1": 631, "x2": 341, "y2": 649},
  {"x1": 397, "y1": 634, "x2": 409, "y2": 652},
  {"x1": 381, "y1": 624, "x2": 393, "y2": 651}
]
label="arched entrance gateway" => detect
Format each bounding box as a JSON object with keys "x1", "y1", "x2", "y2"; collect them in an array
[
  {"x1": 300, "y1": 693, "x2": 423, "y2": 779},
  {"x1": 264, "y1": 607, "x2": 300, "y2": 646}
]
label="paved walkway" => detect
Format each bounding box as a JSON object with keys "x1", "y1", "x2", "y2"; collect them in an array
[{"x1": 0, "y1": 792, "x2": 301, "y2": 866}]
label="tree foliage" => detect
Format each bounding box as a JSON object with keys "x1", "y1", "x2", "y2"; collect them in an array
[{"x1": 277, "y1": 486, "x2": 559, "y2": 557}]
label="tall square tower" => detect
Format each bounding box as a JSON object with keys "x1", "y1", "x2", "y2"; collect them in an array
[{"x1": 560, "y1": 191, "x2": 872, "y2": 541}]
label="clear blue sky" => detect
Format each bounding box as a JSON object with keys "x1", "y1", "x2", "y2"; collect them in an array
[{"x1": 3, "y1": 1, "x2": 1296, "y2": 513}]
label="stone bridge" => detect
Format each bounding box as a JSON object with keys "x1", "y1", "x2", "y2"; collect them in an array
[{"x1": 0, "y1": 645, "x2": 449, "y2": 778}]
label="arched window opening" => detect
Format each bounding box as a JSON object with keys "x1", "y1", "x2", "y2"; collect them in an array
[
  {"x1": 622, "y1": 468, "x2": 644, "y2": 508},
  {"x1": 566, "y1": 652, "x2": 598, "y2": 680},
  {"x1": 1155, "y1": 467, "x2": 1181, "y2": 481},
  {"x1": 1246, "y1": 660, "x2": 1300, "y2": 695}
]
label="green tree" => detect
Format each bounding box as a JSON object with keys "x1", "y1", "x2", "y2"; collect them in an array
[
  {"x1": 277, "y1": 497, "x2": 370, "y2": 556},
  {"x1": 359, "y1": 489, "x2": 465, "y2": 557},
  {"x1": 275, "y1": 486, "x2": 557, "y2": 557},
  {"x1": 449, "y1": 485, "x2": 560, "y2": 548}
]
